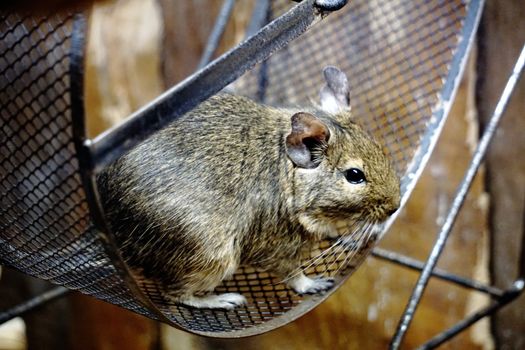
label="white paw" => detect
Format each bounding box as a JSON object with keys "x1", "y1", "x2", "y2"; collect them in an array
[
  {"x1": 288, "y1": 273, "x2": 335, "y2": 295},
  {"x1": 214, "y1": 293, "x2": 247, "y2": 309},
  {"x1": 178, "y1": 293, "x2": 247, "y2": 310}
]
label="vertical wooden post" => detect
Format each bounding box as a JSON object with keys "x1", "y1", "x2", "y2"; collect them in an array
[{"x1": 477, "y1": 0, "x2": 525, "y2": 348}]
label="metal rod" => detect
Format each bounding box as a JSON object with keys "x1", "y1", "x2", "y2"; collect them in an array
[
  {"x1": 246, "y1": 0, "x2": 271, "y2": 38},
  {"x1": 416, "y1": 279, "x2": 525, "y2": 349},
  {"x1": 372, "y1": 248, "x2": 505, "y2": 298},
  {"x1": 0, "y1": 286, "x2": 70, "y2": 324},
  {"x1": 197, "y1": 0, "x2": 236, "y2": 70},
  {"x1": 518, "y1": 194, "x2": 525, "y2": 280},
  {"x1": 70, "y1": 14, "x2": 171, "y2": 324},
  {"x1": 390, "y1": 43, "x2": 525, "y2": 350},
  {"x1": 314, "y1": 0, "x2": 348, "y2": 11},
  {"x1": 88, "y1": 0, "x2": 328, "y2": 173},
  {"x1": 255, "y1": 3, "x2": 272, "y2": 102}
]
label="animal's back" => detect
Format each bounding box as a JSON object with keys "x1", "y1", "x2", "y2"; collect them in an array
[
  {"x1": 98, "y1": 93, "x2": 293, "y2": 292},
  {"x1": 97, "y1": 66, "x2": 401, "y2": 309}
]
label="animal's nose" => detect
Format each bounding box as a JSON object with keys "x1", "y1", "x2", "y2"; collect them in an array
[
  {"x1": 387, "y1": 207, "x2": 398, "y2": 216},
  {"x1": 387, "y1": 195, "x2": 401, "y2": 217}
]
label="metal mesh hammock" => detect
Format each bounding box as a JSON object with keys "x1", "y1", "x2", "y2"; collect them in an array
[{"x1": 0, "y1": 0, "x2": 486, "y2": 339}]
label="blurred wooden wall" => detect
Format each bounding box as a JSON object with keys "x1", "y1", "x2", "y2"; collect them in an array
[
  {"x1": 7, "y1": 0, "x2": 521, "y2": 349},
  {"x1": 477, "y1": 0, "x2": 525, "y2": 348}
]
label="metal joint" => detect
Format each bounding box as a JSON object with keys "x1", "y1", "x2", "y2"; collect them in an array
[{"x1": 314, "y1": 0, "x2": 348, "y2": 11}]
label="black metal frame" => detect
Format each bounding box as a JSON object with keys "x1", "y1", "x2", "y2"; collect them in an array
[
  {"x1": 69, "y1": 13, "x2": 169, "y2": 325},
  {"x1": 1, "y1": 0, "x2": 523, "y2": 348}
]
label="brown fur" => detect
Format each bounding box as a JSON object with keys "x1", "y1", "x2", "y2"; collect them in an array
[{"x1": 98, "y1": 68, "x2": 400, "y2": 305}]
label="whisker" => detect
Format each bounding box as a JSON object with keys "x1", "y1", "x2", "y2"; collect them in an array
[
  {"x1": 349, "y1": 222, "x2": 374, "y2": 268},
  {"x1": 340, "y1": 220, "x2": 374, "y2": 262},
  {"x1": 276, "y1": 238, "x2": 343, "y2": 285},
  {"x1": 301, "y1": 239, "x2": 344, "y2": 271},
  {"x1": 322, "y1": 220, "x2": 368, "y2": 276},
  {"x1": 276, "y1": 217, "x2": 381, "y2": 286},
  {"x1": 356, "y1": 221, "x2": 377, "y2": 256},
  {"x1": 333, "y1": 244, "x2": 354, "y2": 277},
  {"x1": 334, "y1": 220, "x2": 375, "y2": 276},
  {"x1": 321, "y1": 239, "x2": 349, "y2": 277},
  {"x1": 302, "y1": 220, "x2": 365, "y2": 279}
]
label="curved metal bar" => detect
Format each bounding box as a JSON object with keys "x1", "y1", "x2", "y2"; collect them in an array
[
  {"x1": 70, "y1": 14, "x2": 171, "y2": 324},
  {"x1": 380, "y1": 0, "x2": 485, "y2": 240},
  {"x1": 390, "y1": 42, "x2": 525, "y2": 350}
]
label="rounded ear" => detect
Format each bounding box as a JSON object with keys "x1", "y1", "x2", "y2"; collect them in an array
[
  {"x1": 319, "y1": 66, "x2": 350, "y2": 114},
  {"x1": 285, "y1": 112, "x2": 330, "y2": 169}
]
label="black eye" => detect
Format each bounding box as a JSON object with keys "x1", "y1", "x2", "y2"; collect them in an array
[{"x1": 345, "y1": 168, "x2": 366, "y2": 184}]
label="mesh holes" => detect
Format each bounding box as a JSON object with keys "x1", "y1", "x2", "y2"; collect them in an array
[{"x1": 0, "y1": 0, "x2": 471, "y2": 336}]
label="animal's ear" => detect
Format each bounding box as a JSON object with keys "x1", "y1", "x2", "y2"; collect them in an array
[
  {"x1": 319, "y1": 66, "x2": 350, "y2": 114},
  {"x1": 286, "y1": 112, "x2": 330, "y2": 169}
]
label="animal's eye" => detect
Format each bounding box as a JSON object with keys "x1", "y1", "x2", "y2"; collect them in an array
[{"x1": 345, "y1": 168, "x2": 366, "y2": 184}]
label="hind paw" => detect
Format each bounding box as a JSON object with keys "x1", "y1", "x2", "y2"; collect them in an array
[
  {"x1": 288, "y1": 274, "x2": 335, "y2": 295},
  {"x1": 178, "y1": 293, "x2": 247, "y2": 310}
]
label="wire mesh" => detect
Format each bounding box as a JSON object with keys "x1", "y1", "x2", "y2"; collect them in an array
[
  {"x1": 124, "y1": 0, "x2": 474, "y2": 336},
  {"x1": 0, "y1": 0, "x2": 481, "y2": 339},
  {"x1": 237, "y1": 0, "x2": 465, "y2": 185},
  {"x1": 0, "y1": 13, "x2": 156, "y2": 319}
]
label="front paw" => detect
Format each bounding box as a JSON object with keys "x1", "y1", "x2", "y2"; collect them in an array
[{"x1": 288, "y1": 274, "x2": 335, "y2": 295}]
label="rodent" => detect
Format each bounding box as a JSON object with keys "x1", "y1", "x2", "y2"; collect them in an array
[{"x1": 97, "y1": 66, "x2": 401, "y2": 309}]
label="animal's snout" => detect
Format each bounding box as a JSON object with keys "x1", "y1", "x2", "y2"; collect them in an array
[
  {"x1": 386, "y1": 207, "x2": 398, "y2": 216},
  {"x1": 382, "y1": 196, "x2": 400, "y2": 218}
]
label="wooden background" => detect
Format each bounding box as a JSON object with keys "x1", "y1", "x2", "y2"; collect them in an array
[{"x1": 0, "y1": 0, "x2": 523, "y2": 349}]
